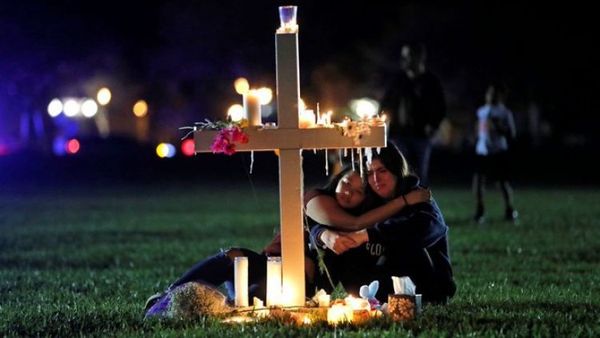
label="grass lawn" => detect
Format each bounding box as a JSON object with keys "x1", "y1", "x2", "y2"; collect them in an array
[{"x1": 1, "y1": 183, "x2": 599, "y2": 337}]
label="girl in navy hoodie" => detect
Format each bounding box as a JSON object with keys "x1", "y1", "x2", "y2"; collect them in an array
[{"x1": 310, "y1": 144, "x2": 456, "y2": 304}]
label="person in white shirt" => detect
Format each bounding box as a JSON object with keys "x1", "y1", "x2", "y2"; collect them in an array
[{"x1": 473, "y1": 84, "x2": 518, "y2": 223}]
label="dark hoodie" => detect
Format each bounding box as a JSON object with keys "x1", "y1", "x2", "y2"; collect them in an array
[
  {"x1": 310, "y1": 175, "x2": 456, "y2": 303},
  {"x1": 366, "y1": 175, "x2": 448, "y2": 250}
]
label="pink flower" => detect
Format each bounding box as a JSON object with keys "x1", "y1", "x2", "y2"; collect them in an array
[
  {"x1": 210, "y1": 127, "x2": 248, "y2": 155},
  {"x1": 223, "y1": 143, "x2": 236, "y2": 155},
  {"x1": 230, "y1": 127, "x2": 249, "y2": 144}
]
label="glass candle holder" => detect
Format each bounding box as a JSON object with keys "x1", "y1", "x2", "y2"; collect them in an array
[{"x1": 278, "y1": 6, "x2": 298, "y2": 32}]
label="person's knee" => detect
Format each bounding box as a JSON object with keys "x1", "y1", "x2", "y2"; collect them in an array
[{"x1": 223, "y1": 248, "x2": 245, "y2": 260}]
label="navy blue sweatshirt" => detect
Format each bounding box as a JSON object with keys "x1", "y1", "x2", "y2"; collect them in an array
[{"x1": 309, "y1": 176, "x2": 455, "y2": 302}]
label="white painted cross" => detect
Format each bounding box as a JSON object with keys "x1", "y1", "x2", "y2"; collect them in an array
[{"x1": 194, "y1": 28, "x2": 386, "y2": 306}]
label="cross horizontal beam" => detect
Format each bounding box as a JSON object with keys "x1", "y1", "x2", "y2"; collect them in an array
[{"x1": 194, "y1": 125, "x2": 387, "y2": 152}]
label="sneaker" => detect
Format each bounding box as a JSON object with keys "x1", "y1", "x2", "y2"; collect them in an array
[
  {"x1": 473, "y1": 206, "x2": 485, "y2": 224},
  {"x1": 144, "y1": 292, "x2": 165, "y2": 312},
  {"x1": 505, "y1": 208, "x2": 519, "y2": 223}
]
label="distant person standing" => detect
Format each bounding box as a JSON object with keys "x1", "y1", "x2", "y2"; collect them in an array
[
  {"x1": 473, "y1": 84, "x2": 518, "y2": 223},
  {"x1": 379, "y1": 43, "x2": 446, "y2": 186}
]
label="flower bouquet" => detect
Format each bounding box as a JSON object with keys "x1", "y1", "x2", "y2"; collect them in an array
[{"x1": 181, "y1": 118, "x2": 250, "y2": 156}]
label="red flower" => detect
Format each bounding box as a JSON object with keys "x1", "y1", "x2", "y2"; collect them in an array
[{"x1": 210, "y1": 127, "x2": 248, "y2": 155}]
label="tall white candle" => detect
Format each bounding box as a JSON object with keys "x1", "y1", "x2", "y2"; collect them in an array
[
  {"x1": 234, "y1": 256, "x2": 249, "y2": 307},
  {"x1": 244, "y1": 90, "x2": 262, "y2": 126},
  {"x1": 266, "y1": 256, "x2": 282, "y2": 306}
]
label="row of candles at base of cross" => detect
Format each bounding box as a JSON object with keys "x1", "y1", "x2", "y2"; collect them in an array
[{"x1": 233, "y1": 256, "x2": 388, "y2": 325}]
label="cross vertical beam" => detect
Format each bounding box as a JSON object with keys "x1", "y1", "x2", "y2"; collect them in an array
[
  {"x1": 275, "y1": 31, "x2": 305, "y2": 306},
  {"x1": 276, "y1": 33, "x2": 300, "y2": 129}
]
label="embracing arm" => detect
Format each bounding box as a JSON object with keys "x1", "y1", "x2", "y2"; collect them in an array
[
  {"x1": 305, "y1": 188, "x2": 430, "y2": 231},
  {"x1": 366, "y1": 202, "x2": 448, "y2": 249}
]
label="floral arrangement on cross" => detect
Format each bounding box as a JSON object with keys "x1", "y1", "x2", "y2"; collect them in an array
[
  {"x1": 182, "y1": 118, "x2": 250, "y2": 156},
  {"x1": 335, "y1": 116, "x2": 383, "y2": 146}
]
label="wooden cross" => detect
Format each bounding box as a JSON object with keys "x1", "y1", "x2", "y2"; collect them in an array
[{"x1": 194, "y1": 29, "x2": 386, "y2": 306}]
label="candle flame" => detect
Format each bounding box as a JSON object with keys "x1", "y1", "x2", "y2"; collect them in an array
[{"x1": 299, "y1": 98, "x2": 306, "y2": 112}]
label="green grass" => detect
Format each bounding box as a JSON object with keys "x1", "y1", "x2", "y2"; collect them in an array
[{"x1": 1, "y1": 183, "x2": 599, "y2": 337}]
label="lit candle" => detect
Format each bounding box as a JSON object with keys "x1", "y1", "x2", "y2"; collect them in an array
[
  {"x1": 325, "y1": 111, "x2": 333, "y2": 126},
  {"x1": 266, "y1": 256, "x2": 282, "y2": 306},
  {"x1": 234, "y1": 256, "x2": 249, "y2": 307},
  {"x1": 299, "y1": 109, "x2": 316, "y2": 128},
  {"x1": 327, "y1": 304, "x2": 353, "y2": 324},
  {"x1": 345, "y1": 295, "x2": 370, "y2": 310},
  {"x1": 278, "y1": 6, "x2": 298, "y2": 33},
  {"x1": 381, "y1": 113, "x2": 387, "y2": 123},
  {"x1": 244, "y1": 90, "x2": 262, "y2": 126},
  {"x1": 253, "y1": 296, "x2": 268, "y2": 317},
  {"x1": 317, "y1": 294, "x2": 331, "y2": 307},
  {"x1": 253, "y1": 297, "x2": 264, "y2": 308}
]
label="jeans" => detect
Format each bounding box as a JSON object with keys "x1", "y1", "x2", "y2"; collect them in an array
[{"x1": 169, "y1": 248, "x2": 267, "y2": 303}]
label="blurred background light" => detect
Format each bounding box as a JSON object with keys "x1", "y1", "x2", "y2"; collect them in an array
[
  {"x1": 181, "y1": 138, "x2": 195, "y2": 156},
  {"x1": 81, "y1": 99, "x2": 98, "y2": 118},
  {"x1": 156, "y1": 142, "x2": 176, "y2": 158},
  {"x1": 133, "y1": 100, "x2": 148, "y2": 117},
  {"x1": 66, "y1": 138, "x2": 80, "y2": 154},
  {"x1": 0, "y1": 143, "x2": 9, "y2": 156},
  {"x1": 351, "y1": 98, "x2": 379, "y2": 119},
  {"x1": 97, "y1": 87, "x2": 112, "y2": 106},
  {"x1": 47, "y1": 98, "x2": 63, "y2": 117},
  {"x1": 63, "y1": 99, "x2": 80, "y2": 117},
  {"x1": 52, "y1": 137, "x2": 67, "y2": 156},
  {"x1": 256, "y1": 87, "x2": 273, "y2": 105},
  {"x1": 227, "y1": 104, "x2": 244, "y2": 122},
  {"x1": 234, "y1": 77, "x2": 250, "y2": 95}
]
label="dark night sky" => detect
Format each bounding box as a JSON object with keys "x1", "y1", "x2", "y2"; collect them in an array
[{"x1": 0, "y1": 1, "x2": 597, "y2": 143}]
